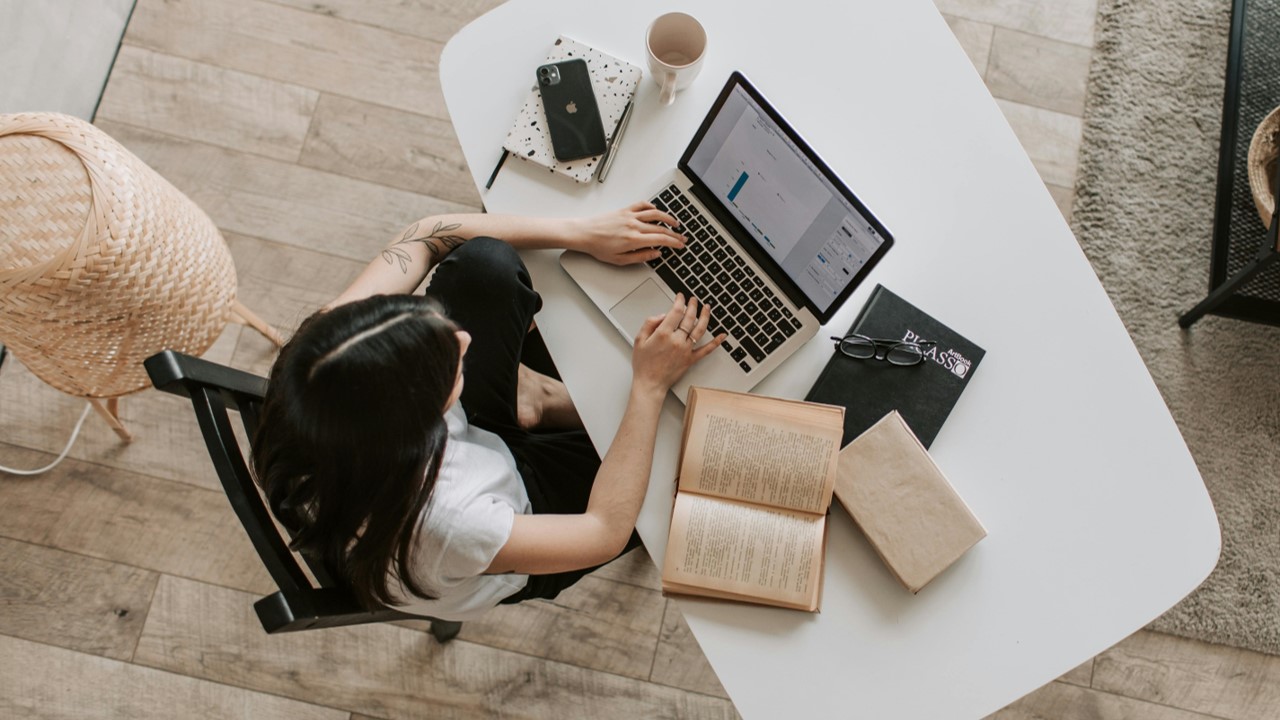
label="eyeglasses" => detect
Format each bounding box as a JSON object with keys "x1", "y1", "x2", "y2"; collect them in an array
[{"x1": 830, "y1": 334, "x2": 937, "y2": 366}]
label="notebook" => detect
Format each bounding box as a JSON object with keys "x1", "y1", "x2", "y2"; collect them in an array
[
  {"x1": 502, "y1": 37, "x2": 641, "y2": 183},
  {"x1": 806, "y1": 285, "x2": 985, "y2": 447},
  {"x1": 560, "y1": 72, "x2": 895, "y2": 402}
]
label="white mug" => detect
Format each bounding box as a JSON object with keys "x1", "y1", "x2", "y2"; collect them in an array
[{"x1": 646, "y1": 12, "x2": 707, "y2": 106}]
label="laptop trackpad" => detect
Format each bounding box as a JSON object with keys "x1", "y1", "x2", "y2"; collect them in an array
[{"x1": 610, "y1": 279, "x2": 672, "y2": 340}]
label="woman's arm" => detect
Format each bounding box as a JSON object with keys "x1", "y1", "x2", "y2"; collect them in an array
[
  {"x1": 487, "y1": 294, "x2": 725, "y2": 575},
  {"x1": 327, "y1": 202, "x2": 685, "y2": 309}
]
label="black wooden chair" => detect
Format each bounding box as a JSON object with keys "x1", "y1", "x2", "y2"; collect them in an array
[{"x1": 144, "y1": 349, "x2": 462, "y2": 642}]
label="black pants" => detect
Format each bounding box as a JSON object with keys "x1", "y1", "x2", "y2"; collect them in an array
[{"x1": 425, "y1": 237, "x2": 641, "y2": 603}]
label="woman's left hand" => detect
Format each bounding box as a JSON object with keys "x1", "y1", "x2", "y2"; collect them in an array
[{"x1": 570, "y1": 202, "x2": 687, "y2": 265}]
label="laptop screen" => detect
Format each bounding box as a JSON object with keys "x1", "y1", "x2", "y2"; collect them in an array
[{"x1": 682, "y1": 74, "x2": 892, "y2": 318}]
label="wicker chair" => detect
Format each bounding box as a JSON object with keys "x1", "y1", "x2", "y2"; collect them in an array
[{"x1": 0, "y1": 113, "x2": 281, "y2": 441}]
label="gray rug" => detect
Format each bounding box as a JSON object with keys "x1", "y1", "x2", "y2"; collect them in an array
[{"x1": 1073, "y1": 0, "x2": 1280, "y2": 654}]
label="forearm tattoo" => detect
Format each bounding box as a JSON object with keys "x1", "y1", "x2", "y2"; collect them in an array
[{"x1": 381, "y1": 220, "x2": 466, "y2": 273}]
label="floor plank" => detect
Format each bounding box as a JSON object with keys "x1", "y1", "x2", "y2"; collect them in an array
[
  {"x1": 96, "y1": 45, "x2": 319, "y2": 161},
  {"x1": 588, "y1": 545, "x2": 663, "y2": 591},
  {"x1": 134, "y1": 575, "x2": 739, "y2": 720},
  {"x1": 943, "y1": 14, "x2": 996, "y2": 77},
  {"x1": 995, "y1": 99, "x2": 1083, "y2": 188},
  {"x1": 0, "y1": 445, "x2": 273, "y2": 596},
  {"x1": 1091, "y1": 630, "x2": 1280, "y2": 720},
  {"x1": 224, "y1": 231, "x2": 367, "y2": 332},
  {"x1": 932, "y1": 0, "x2": 1098, "y2": 48},
  {"x1": 123, "y1": 0, "x2": 448, "y2": 117},
  {"x1": 1047, "y1": 183, "x2": 1076, "y2": 221},
  {"x1": 650, "y1": 599, "x2": 732, "y2": 701},
  {"x1": 1058, "y1": 657, "x2": 1095, "y2": 688},
  {"x1": 300, "y1": 92, "x2": 481, "y2": 207},
  {"x1": 0, "y1": 634, "x2": 346, "y2": 720},
  {"x1": 985, "y1": 27, "x2": 1093, "y2": 116},
  {"x1": 264, "y1": 0, "x2": 504, "y2": 44},
  {"x1": 453, "y1": 574, "x2": 666, "y2": 681},
  {"x1": 92, "y1": 120, "x2": 477, "y2": 262},
  {"x1": 986, "y1": 680, "x2": 1221, "y2": 720},
  {"x1": 0, "y1": 354, "x2": 236, "y2": 491},
  {"x1": 0, "y1": 538, "x2": 158, "y2": 661}
]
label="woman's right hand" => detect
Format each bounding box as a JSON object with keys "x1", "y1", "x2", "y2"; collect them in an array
[{"x1": 631, "y1": 294, "x2": 726, "y2": 396}]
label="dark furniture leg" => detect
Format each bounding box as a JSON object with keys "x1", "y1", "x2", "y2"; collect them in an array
[{"x1": 1180, "y1": 249, "x2": 1280, "y2": 327}]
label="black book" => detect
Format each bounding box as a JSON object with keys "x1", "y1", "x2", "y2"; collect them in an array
[{"x1": 805, "y1": 285, "x2": 985, "y2": 448}]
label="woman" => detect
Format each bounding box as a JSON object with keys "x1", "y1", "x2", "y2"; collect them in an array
[{"x1": 251, "y1": 202, "x2": 725, "y2": 620}]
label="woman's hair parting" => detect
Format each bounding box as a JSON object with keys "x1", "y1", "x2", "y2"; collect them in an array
[{"x1": 251, "y1": 294, "x2": 461, "y2": 608}]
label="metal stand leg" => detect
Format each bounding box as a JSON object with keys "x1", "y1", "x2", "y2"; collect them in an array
[{"x1": 1179, "y1": 251, "x2": 1280, "y2": 327}]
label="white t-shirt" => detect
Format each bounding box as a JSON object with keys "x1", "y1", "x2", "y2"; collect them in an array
[{"x1": 390, "y1": 401, "x2": 531, "y2": 620}]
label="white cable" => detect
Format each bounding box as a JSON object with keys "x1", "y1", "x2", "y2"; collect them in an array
[{"x1": 0, "y1": 402, "x2": 94, "y2": 476}]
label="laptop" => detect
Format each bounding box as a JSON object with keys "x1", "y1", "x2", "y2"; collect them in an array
[{"x1": 561, "y1": 72, "x2": 894, "y2": 401}]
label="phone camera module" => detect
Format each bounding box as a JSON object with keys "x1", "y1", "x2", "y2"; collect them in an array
[{"x1": 537, "y1": 65, "x2": 561, "y2": 86}]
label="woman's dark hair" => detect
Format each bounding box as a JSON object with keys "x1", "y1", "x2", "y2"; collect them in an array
[{"x1": 251, "y1": 294, "x2": 461, "y2": 609}]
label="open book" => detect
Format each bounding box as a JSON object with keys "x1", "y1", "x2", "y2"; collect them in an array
[{"x1": 661, "y1": 387, "x2": 845, "y2": 611}]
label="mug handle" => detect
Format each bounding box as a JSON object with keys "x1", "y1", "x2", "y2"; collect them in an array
[{"x1": 660, "y1": 71, "x2": 678, "y2": 106}]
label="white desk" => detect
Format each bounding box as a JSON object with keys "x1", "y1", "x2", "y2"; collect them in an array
[{"x1": 440, "y1": 1, "x2": 1221, "y2": 717}]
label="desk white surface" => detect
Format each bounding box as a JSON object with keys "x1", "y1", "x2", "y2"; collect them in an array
[{"x1": 440, "y1": 1, "x2": 1221, "y2": 717}]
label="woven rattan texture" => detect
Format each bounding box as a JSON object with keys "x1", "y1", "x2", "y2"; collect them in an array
[
  {"x1": 0, "y1": 113, "x2": 237, "y2": 398},
  {"x1": 1246, "y1": 108, "x2": 1280, "y2": 228}
]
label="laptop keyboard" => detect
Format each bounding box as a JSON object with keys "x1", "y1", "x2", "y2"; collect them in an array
[{"x1": 646, "y1": 184, "x2": 802, "y2": 373}]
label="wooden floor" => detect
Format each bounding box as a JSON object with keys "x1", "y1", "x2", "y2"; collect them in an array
[{"x1": 2, "y1": 0, "x2": 1278, "y2": 718}]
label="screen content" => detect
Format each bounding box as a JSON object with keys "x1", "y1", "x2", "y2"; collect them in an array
[{"x1": 686, "y1": 84, "x2": 885, "y2": 313}]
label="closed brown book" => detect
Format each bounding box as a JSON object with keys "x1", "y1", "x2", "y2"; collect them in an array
[{"x1": 834, "y1": 411, "x2": 985, "y2": 593}]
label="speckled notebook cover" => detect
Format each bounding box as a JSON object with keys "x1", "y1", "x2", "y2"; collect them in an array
[{"x1": 503, "y1": 36, "x2": 642, "y2": 183}]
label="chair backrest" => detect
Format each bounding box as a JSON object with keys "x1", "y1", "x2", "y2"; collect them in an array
[{"x1": 144, "y1": 350, "x2": 428, "y2": 633}]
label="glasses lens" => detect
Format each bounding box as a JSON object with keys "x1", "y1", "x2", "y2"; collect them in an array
[
  {"x1": 885, "y1": 343, "x2": 924, "y2": 366},
  {"x1": 839, "y1": 336, "x2": 876, "y2": 359}
]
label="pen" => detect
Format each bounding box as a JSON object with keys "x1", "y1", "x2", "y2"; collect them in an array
[
  {"x1": 596, "y1": 101, "x2": 630, "y2": 182},
  {"x1": 598, "y1": 100, "x2": 634, "y2": 183},
  {"x1": 485, "y1": 149, "x2": 508, "y2": 190}
]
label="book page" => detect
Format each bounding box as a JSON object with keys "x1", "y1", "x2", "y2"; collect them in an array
[
  {"x1": 678, "y1": 388, "x2": 843, "y2": 514},
  {"x1": 661, "y1": 493, "x2": 825, "y2": 609}
]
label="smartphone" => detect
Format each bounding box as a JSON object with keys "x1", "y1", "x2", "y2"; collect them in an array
[{"x1": 537, "y1": 59, "x2": 606, "y2": 161}]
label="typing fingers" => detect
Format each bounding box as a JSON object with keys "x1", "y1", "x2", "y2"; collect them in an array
[
  {"x1": 689, "y1": 300, "x2": 712, "y2": 341},
  {"x1": 695, "y1": 333, "x2": 728, "y2": 359},
  {"x1": 635, "y1": 207, "x2": 681, "y2": 228},
  {"x1": 657, "y1": 293, "x2": 688, "y2": 334},
  {"x1": 679, "y1": 296, "x2": 700, "y2": 335}
]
